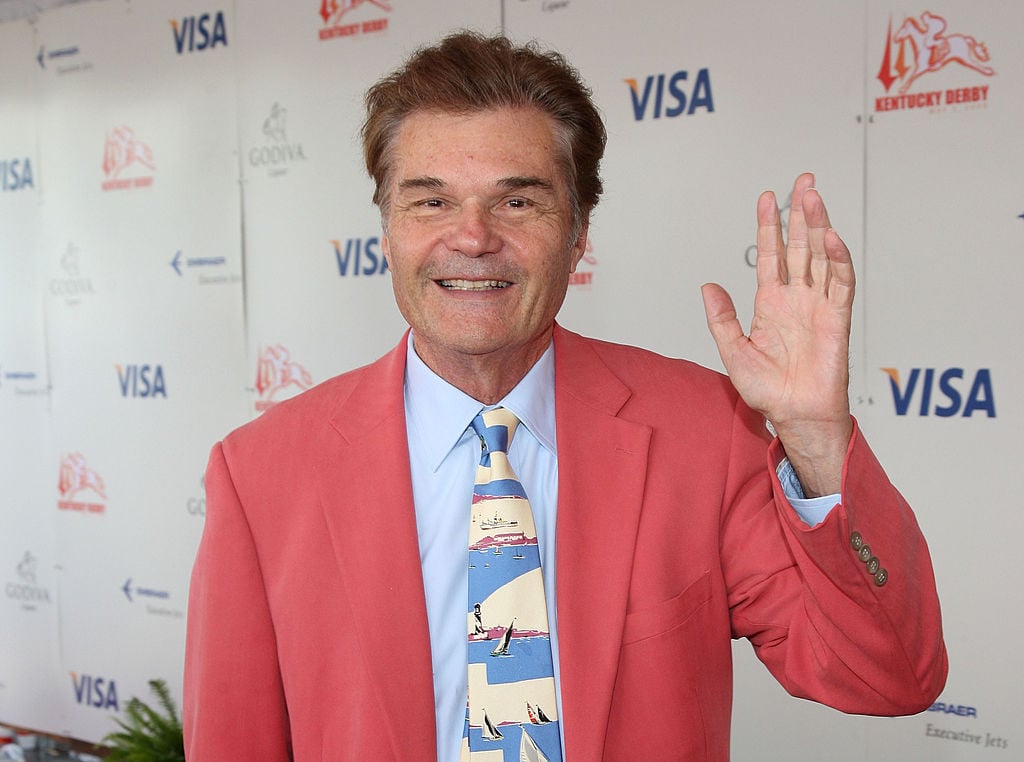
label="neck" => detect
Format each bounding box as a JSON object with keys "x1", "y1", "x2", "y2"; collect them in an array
[{"x1": 412, "y1": 332, "x2": 551, "y2": 405}]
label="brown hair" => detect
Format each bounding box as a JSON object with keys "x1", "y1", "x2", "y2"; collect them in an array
[{"x1": 361, "y1": 31, "x2": 606, "y2": 235}]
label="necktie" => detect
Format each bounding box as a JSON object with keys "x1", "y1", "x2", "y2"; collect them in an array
[{"x1": 462, "y1": 407, "x2": 562, "y2": 762}]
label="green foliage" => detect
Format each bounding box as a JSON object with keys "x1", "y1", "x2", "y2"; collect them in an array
[{"x1": 101, "y1": 678, "x2": 185, "y2": 762}]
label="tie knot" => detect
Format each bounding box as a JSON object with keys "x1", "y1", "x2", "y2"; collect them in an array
[{"x1": 471, "y1": 407, "x2": 521, "y2": 456}]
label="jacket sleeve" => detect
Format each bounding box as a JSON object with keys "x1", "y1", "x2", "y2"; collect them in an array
[
  {"x1": 183, "y1": 443, "x2": 292, "y2": 760},
  {"x1": 724, "y1": 414, "x2": 948, "y2": 715}
]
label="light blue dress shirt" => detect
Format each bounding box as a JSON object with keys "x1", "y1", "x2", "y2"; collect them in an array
[{"x1": 402, "y1": 334, "x2": 837, "y2": 761}]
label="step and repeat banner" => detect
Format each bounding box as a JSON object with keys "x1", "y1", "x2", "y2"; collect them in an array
[{"x1": 1, "y1": 1, "x2": 1019, "y2": 758}]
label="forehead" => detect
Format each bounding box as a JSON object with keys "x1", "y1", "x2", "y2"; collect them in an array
[{"x1": 390, "y1": 106, "x2": 564, "y2": 186}]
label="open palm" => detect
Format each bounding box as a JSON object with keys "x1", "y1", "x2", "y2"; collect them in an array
[{"x1": 702, "y1": 173, "x2": 854, "y2": 496}]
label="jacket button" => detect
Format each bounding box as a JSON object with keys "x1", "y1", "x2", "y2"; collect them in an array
[
  {"x1": 850, "y1": 531, "x2": 863, "y2": 551},
  {"x1": 858, "y1": 545, "x2": 873, "y2": 563},
  {"x1": 866, "y1": 557, "x2": 880, "y2": 575},
  {"x1": 874, "y1": 568, "x2": 889, "y2": 587}
]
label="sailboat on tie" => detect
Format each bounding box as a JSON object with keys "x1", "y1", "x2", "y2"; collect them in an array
[
  {"x1": 490, "y1": 618, "x2": 515, "y2": 656},
  {"x1": 481, "y1": 709, "x2": 503, "y2": 741},
  {"x1": 526, "y1": 701, "x2": 554, "y2": 725},
  {"x1": 519, "y1": 727, "x2": 549, "y2": 762}
]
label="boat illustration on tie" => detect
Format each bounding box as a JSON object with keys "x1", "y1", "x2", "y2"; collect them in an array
[
  {"x1": 526, "y1": 701, "x2": 554, "y2": 725},
  {"x1": 520, "y1": 727, "x2": 550, "y2": 762},
  {"x1": 468, "y1": 614, "x2": 547, "y2": 643},
  {"x1": 478, "y1": 511, "x2": 519, "y2": 531},
  {"x1": 490, "y1": 619, "x2": 516, "y2": 656},
  {"x1": 481, "y1": 709, "x2": 503, "y2": 741}
]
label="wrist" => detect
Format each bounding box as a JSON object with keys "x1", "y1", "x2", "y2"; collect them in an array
[{"x1": 770, "y1": 416, "x2": 853, "y2": 497}]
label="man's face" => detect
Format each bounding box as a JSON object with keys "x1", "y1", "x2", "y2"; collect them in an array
[{"x1": 381, "y1": 106, "x2": 587, "y2": 380}]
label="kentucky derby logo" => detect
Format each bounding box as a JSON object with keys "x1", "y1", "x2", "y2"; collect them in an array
[
  {"x1": 255, "y1": 345, "x2": 313, "y2": 411},
  {"x1": 101, "y1": 126, "x2": 155, "y2": 191},
  {"x1": 57, "y1": 453, "x2": 107, "y2": 513},
  {"x1": 875, "y1": 12, "x2": 994, "y2": 113},
  {"x1": 318, "y1": 0, "x2": 390, "y2": 41}
]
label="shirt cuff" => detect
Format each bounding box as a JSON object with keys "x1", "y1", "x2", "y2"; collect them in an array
[{"x1": 776, "y1": 457, "x2": 839, "y2": 527}]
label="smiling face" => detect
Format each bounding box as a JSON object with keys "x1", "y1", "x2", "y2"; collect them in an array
[{"x1": 381, "y1": 106, "x2": 588, "y2": 395}]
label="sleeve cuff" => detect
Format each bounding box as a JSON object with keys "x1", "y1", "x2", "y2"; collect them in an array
[{"x1": 776, "y1": 457, "x2": 840, "y2": 527}]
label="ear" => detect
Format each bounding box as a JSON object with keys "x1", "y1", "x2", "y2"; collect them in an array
[
  {"x1": 381, "y1": 233, "x2": 393, "y2": 270},
  {"x1": 569, "y1": 221, "x2": 590, "y2": 274}
]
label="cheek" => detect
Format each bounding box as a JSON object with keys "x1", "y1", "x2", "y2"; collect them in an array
[{"x1": 381, "y1": 238, "x2": 418, "y2": 283}]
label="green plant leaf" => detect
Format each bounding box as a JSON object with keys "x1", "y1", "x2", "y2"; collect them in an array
[{"x1": 100, "y1": 678, "x2": 184, "y2": 762}]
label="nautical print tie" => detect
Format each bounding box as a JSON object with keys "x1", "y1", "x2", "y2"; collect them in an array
[{"x1": 462, "y1": 407, "x2": 562, "y2": 762}]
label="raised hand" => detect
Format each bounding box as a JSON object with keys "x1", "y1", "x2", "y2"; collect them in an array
[{"x1": 701, "y1": 173, "x2": 854, "y2": 496}]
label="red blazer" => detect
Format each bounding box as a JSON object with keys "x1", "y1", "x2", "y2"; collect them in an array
[{"x1": 184, "y1": 326, "x2": 946, "y2": 760}]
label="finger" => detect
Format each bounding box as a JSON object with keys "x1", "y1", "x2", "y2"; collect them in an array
[
  {"x1": 802, "y1": 187, "x2": 833, "y2": 291},
  {"x1": 784, "y1": 172, "x2": 816, "y2": 285},
  {"x1": 755, "y1": 190, "x2": 786, "y2": 288},
  {"x1": 824, "y1": 228, "x2": 856, "y2": 309},
  {"x1": 701, "y1": 283, "x2": 745, "y2": 361}
]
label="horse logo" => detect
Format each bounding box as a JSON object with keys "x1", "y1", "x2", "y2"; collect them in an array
[
  {"x1": 878, "y1": 12, "x2": 994, "y2": 94},
  {"x1": 102, "y1": 126, "x2": 156, "y2": 179},
  {"x1": 255, "y1": 345, "x2": 313, "y2": 401},
  {"x1": 319, "y1": 0, "x2": 392, "y2": 25},
  {"x1": 58, "y1": 453, "x2": 107, "y2": 500}
]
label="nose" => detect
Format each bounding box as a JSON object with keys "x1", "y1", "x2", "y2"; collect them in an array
[{"x1": 445, "y1": 200, "x2": 501, "y2": 257}]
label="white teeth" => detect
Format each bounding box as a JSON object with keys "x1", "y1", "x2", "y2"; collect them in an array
[{"x1": 439, "y1": 279, "x2": 510, "y2": 290}]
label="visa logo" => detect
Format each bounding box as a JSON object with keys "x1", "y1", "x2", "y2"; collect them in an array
[
  {"x1": 625, "y1": 69, "x2": 714, "y2": 121},
  {"x1": 170, "y1": 11, "x2": 228, "y2": 54},
  {"x1": 332, "y1": 237, "x2": 389, "y2": 277},
  {"x1": 882, "y1": 368, "x2": 995, "y2": 417},
  {"x1": 71, "y1": 672, "x2": 119, "y2": 710},
  {"x1": 116, "y1": 364, "x2": 167, "y2": 398},
  {"x1": 1, "y1": 158, "x2": 34, "y2": 191}
]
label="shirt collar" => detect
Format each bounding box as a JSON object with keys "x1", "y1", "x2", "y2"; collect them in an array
[{"x1": 404, "y1": 332, "x2": 557, "y2": 472}]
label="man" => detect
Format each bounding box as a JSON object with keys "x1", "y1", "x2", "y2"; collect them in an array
[{"x1": 184, "y1": 32, "x2": 946, "y2": 761}]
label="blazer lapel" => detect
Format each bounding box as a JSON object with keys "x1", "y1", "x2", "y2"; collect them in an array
[
  {"x1": 553, "y1": 327, "x2": 652, "y2": 761},
  {"x1": 316, "y1": 335, "x2": 438, "y2": 760}
]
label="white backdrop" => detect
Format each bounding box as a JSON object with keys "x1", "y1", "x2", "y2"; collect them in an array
[{"x1": 0, "y1": 1, "x2": 1019, "y2": 758}]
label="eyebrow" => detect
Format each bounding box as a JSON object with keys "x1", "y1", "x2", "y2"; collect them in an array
[
  {"x1": 498, "y1": 176, "x2": 554, "y2": 192},
  {"x1": 396, "y1": 175, "x2": 555, "y2": 193},
  {"x1": 397, "y1": 176, "x2": 444, "y2": 192}
]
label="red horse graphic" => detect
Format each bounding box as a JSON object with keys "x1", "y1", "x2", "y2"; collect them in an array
[
  {"x1": 256, "y1": 345, "x2": 313, "y2": 400},
  {"x1": 58, "y1": 453, "x2": 107, "y2": 499},
  {"x1": 892, "y1": 12, "x2": 994, "y2": 94},
  {"x1": 319, "y1": 0, "x2": 391, "y2": 24},
  {"x1": 102, "y1": 126, "x2": 155, "y2": 179}
]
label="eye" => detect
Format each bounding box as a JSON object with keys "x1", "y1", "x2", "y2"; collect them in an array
[{"x1": 505, "y1": 197, "x2": 530, "y2": 209}]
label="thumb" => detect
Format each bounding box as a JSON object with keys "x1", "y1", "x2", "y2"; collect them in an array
[{"x1": 701, "y1": 283, "x2": 744, "y2": 353}]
